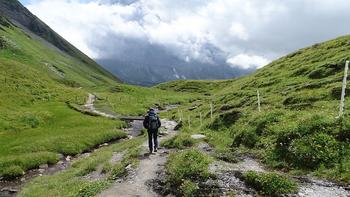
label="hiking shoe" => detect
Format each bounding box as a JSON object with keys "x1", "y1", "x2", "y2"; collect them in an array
[{"x1": 154, "y1": 148, "x2": 158, "y2": 152}]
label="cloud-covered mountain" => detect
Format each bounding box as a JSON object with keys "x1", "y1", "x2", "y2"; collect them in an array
[{"x1": 97, "y1": 38, "x2": 251, "y2": 86}]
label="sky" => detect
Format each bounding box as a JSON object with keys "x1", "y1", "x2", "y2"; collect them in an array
[{"x1": 19, "y1": 0, "x2": 350, "y2": 69}]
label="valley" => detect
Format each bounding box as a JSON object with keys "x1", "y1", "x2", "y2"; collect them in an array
[{"x1": 1, "y1": 0, "x2": 350, "y2": 196}]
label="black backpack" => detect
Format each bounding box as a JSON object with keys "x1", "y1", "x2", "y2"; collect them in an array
[{"x1": 148, "y1": 114, "x2": 159, "y2": 130}]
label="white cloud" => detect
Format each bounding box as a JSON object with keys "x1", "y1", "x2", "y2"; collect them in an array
[
  {"x1": 25, "y1": 0, "x2": 350, "y2": 69},
  {"x1": 227, "y1": 54, "x2": 270, "y2": 69}
]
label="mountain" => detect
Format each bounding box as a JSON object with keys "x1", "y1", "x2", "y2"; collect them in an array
[
  {"x1": 96, "y1": 38, "x2": 252, "y2": 86},
  {"x1": 0, "y1": 0, "x2": 119, "y2": 82}
]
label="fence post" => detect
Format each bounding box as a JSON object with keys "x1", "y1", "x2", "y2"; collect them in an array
[
  {"x1": 200, "y1": 112, "x2": 203, "y2": 127},
  {"x1": 339, "y1": 60, "x2": 349, "y2": 117},
  {"x1": 188, "y1": 115, "x2": 191, "y2": 129},
  {"x1": 210, "y1": 102, "x2": 213, "y2": 122},
  {"x1": 257, "y1": 89, "x2": 261, "y2": 112},
  {"x1": 178, "y1": 109, "x2": 182, "y2": 121}
]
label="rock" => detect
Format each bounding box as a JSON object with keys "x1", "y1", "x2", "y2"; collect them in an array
[
  {"x1": 65, "y1": 156, "x2": 72, "y2": 161},
  {"x1": 20, "y1": 178, "x2": 25, "y2": 182},
  {"x1": 39, "y1": 164, "x2": 49, "y2": 169},
  {"x1": 99, "y1": 143, "x2": 109, "y2": 147},
  {"x1": 38, "y1": 169, "x2": 45, "y2": 173},
  {"x1": 191, "y1": 134, "x2": 206, "y2": 139},
  {"x1": 80, "y1": 153, "x2": 91, "y2": 158}
]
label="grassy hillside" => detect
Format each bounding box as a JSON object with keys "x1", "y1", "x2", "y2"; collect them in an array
[
  {"x1": 0, "y1": 15, "x2": 193, "y2": 181},
  {"x1": 0, "y1": 0, "x2": 118, "y2": 81},
  {"x1": 158, "y1": 35, "x2": 350, "y2": 183}
]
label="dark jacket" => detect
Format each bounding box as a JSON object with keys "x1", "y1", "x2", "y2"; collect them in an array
[{"x1": 143, "y1": 111, "x2": 161, "y2": 130}]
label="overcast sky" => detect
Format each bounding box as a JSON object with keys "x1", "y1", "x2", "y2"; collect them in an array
[{"x1": 20, "y1": 0, "x2": 350, "y2": 69}]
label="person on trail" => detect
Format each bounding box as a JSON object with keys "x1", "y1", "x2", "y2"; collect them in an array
[{"x1": 143, "y1": 108, "x2": 161, "y2": 153}]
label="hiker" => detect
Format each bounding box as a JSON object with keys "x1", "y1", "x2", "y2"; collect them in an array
[{"x1": 143, "y1": 108, "x2": 161, "y2": 153}]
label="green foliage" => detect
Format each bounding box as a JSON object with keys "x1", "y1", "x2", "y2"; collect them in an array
[
  {"x1": 1, "y1": 165, "x2": 24, "y2": 180},
  {"x1": 232, "y1": 127, "x2": 258, "y2": 148},
  {"x1": 166, "y1": 149, "x2": 212, "y2": 187},
  {"x1": 289, "y1": 133, "x2": 339, "y2": 169},
  {"x1": 77, "y1": 181, "x2": 109, "y2": 197},
  {"x1": 243, "y1": 171, "x2": 298, "y2": 196},
  {"x1": 209, "y1": 110, "x2": 242, "y2": 130},
  {"x1": 180, "y1": 180, "x2": 199, "y2": 197},
  {"x1": 162, "y1": 133, "x2": 196, "y2": 149}
]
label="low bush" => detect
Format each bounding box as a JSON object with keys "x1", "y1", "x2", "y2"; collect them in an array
[
  {"x1": 108, "y1": 163, "x2": 127, "y2": 180},
  {"x1": 1, "y1": 165, "x2": 24, "y2": 180},
  {"x1": 243, "y1": 171, "x2": 298, "y2": 196},
  {"x1": 77, "y1": 181, "x2": 109, "y2": 197},
  {"x1": 209, "y1": 110, "x2": 242, "y2": 130},
  {"x1": 162, "y1": 133, "x2": 196, "y2": 149},
  {"x1": 180, "y1": 180, "x2": 199, "y2": 197},
  {"x1": 289, "y1": 133, "x2": 339, "y2": 169},
  {"x1": 166, "y1": 149, "x2": 212, "y2": 195},
  {"x1": 232, "y1": 128, "x2": 258, "y2": 148}
]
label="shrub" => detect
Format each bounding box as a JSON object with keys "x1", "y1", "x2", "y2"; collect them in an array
[
  {"x1": 232, "y1": 128, "x2": 258, "y2": 148},
  {"x1": 19, "y1": 114, "x2": 40, "y2": 128},
  {"x1": 77, "y1": 181, "x2": 109, "y2": 197},
  {"x1": 289, "y1": 133, "x2": 339, "y2": 169},
  {"x1": 108, "y1": 163, "x2": 127, "y2": 180},
  {"x1": 334, "y1": 117, "x2": 350, "y2": 141},
  {"x1": 162, "y1": 134, "x2": 196, "y2": 149},
  {"x1": 166, "y1": 149, "x2": 212, "y2": 187},
  {"x1": 1, "y1": 165, "x2": 24, "y2": 180},
  {"x1": 251, "y1": 111, "x2": 283, "y2": 135},
  {"x1": 213, "y1": 149, "x2": 238, "y2": 163},
  {"x1": 180, "y1": 180, "x2": 199, "y2": 197},
  {"x1": 209, "y1": 110, "x2": 242, "y2": 130},
  {"x1": 243, "y1": 171, "x2": 298, "y2": 196}
]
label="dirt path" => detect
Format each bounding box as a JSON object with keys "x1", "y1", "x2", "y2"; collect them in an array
[
  {"x1": 98, "y1": 120, "x2": 177, "y2": 197},
  {"x1": 84, "y1": 93, "x2": 117, "y2": 119}
]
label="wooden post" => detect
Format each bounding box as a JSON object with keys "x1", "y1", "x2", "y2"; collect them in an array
[
  {"x1": 210, "y1": 102, "x2": 213, "y2": 122},
  {"x1": 257, "y1": 89, "x2": 261, "y2": 112},
  {"x1": 188, "y1": 116, "x2": 191, "y2": 129},
  {"x1": 200, "y1": 112, "x2": 203, "y2": 127},
  {"x1": 339, "y1": 60, "x2": 349, "y2": 117},
  {"x1": 178, "y1": 109, "x2": 182, "y2": 121}
]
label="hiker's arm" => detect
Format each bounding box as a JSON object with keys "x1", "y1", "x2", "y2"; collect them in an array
[
  {"x1": 143, "y1": 116, "x2": 149, "y2": 128},
  {"x1": 158, "y1": 117, "x2": 161, "y2": 127}
]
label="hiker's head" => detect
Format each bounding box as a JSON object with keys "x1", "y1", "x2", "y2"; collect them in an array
[{"x1": 148, "y1": 108, "x2": 156, "y2": 114}]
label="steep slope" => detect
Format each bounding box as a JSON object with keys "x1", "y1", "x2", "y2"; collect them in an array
[
  {"x1": 158, "y1": 35, "x2": 350, "y2": 183},
  {"x1": 0, "y1": 0, "x2": 119, "y2": 82}
]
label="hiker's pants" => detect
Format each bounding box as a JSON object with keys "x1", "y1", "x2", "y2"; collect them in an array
[{"x1": 147, "y1": 129, "x2": 158, "y2": 151}]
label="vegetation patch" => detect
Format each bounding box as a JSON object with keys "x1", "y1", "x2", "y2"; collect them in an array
[
  {"x1": 209, "y1": 110, "x2": 242, "y2": 130},
  {"x1": 162, "y1": 133, "x2": 196, "y2": 149},
  {"x1": 166, "y1": 149, "x2": 212, "y2": 196},
  {"x1": 243, "y1": 171, "x2": 298, "y2": 196}
]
